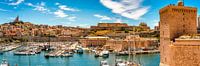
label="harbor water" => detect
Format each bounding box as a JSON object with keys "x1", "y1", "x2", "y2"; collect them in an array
[{"x1": 0, "y1": 51, "x2": 160, "y2": 66}]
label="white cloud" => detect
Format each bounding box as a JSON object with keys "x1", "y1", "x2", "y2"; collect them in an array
[
  {"x1": 56, "y1": 3, "x2": 79, "y2": 12},
  {"x1": 0, "y1": 8, "x2": 8, "y2": 11},
  {"x1": 26, "y1": 2, "x2": 50, "y2": 13},
  {"x1": 27, "y1": 3, "x2": 33, "y2": 6},
  {"x1": 26, "y1": 2, "x2": 78, "y2": 21},
  {"x1": 59, "y1": 5, "x2": 79, "y2": 12},
  {"x1": 100, "y1": 0, "x2": 150, "y2": 20},
  {"x1": 52, "y1": 3, "x2": 79, "y2": 19},
  {"x1": 114, "y1": 19, "x2": 123, "y2": 23},
  {"x1": 54, "y1": 10, "x2": 68, "y2": 18},
  {"x1": 94, "y1": 14, "x2": 112, "y2": 20},
  {"x1": 9, "y1": 0, "x2": 24, "y2": 5},
  {"x1": 67, "y1": 16, "x2": 76, "y2": 21},
  {"x1": 55, "y1": 2, "x2": 60, "y2": 5},
  {"x1": 53, "y1": 10, "x2": 77, "y2": 21}
]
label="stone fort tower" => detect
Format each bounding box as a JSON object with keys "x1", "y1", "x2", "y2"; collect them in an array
[{"x1": 160, "y1": 0, "x2": 200, "y2": 66}]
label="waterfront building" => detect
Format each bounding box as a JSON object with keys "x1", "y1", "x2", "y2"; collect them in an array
[
  {"x1": 79, "y1": 36, "x2": 109, "y2": 47},
  {"x1": 154, "y1": 22, "x2": 160, "y2": 31},
  {"x1": 90, "y1": 23, "x2": 135, "y2": 31},
  {"x1": 106, "y1": 35, "x2": 158, "y2": 51},
  {"x1": 91, "y1": 22, "x2": 150, "y2": 31},
  {"x1": 160, "y1": 0, "x2": 200, "y2": 66},
  {"x1": 138, "y1": 22, "x2": 150, "y2": 31},
  {"x1": 198, "y1": 16, "x2": 200, "y2": 33},
  {"x1": 90, "y1": 22, "x2": 152, "y2": 39}
]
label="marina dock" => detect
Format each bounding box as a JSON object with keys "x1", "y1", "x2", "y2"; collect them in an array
[
  {"x1": 116, "y1": 50, "x2": 160, "y2": 56},
  {"x1": 45, "y1": 50, "x2": 73, "y2": 57},
  {"x1": 14, "y1": 46, "x2": 42, "y2": 55},
  {"x1": 0, "y1": 43, "x2": 21, "y2": 52},
  {"x1": 135, "y1": 50, "x2": 160, "y2": 54}
]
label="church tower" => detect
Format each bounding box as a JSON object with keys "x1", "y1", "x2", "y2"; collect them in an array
[{"x1": 14, "y1": 16, "x2": 19, "y2": 22}]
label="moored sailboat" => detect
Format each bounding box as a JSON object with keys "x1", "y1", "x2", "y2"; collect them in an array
[{"x1": 116, "y1": 36, "x2": 141, "y2": 66}]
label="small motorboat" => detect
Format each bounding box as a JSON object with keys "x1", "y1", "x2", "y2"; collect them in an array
[
  {"x1": 100, "y1": 60, "x2": 109, "y2": 66},
  {"x1": 102, "y1": 50, "x2": 109, "y2": 58},
  {"x1": 115, "y1": 59, "x2": 140, "y2": 66},
  {"x1": 95, "y1": 50, "x2": 109, "y2": 58},
  {"x1": 94, "y1": 53, "x2": 99, "y2": 57},
  {"x1": 77, "y1": 48, "x2": 84, "y2": 54},
  {"x1": 61, "y1": 52, "x2": 73, "y2": 57},
  {"x1": 115, "y1": 59, "x2": 126, "y2": 66}
]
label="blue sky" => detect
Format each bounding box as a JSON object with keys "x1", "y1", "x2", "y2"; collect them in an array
[{"x1": 0, "y1": 0, "x2": 199, "y2": 28}]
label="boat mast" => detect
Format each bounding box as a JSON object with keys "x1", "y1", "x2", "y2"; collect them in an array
[
  {"x1": 128, "y1": 39, "x2": 131, "y2": 61},
  {"x1": 127, "y1": 36, "x2": 133, "y2": 62},
  {"x1": 133, "y1": 36, "x2": 136, "y2": 62},
  {"x1": 138, "y1": 38, "x2": 142, "y2": 66},
  {"x1": 48, "y1": 33, "x2": 51, "y2": 50}
]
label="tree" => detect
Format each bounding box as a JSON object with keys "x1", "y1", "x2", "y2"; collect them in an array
[{"x1": 124, "y1": 30, "x2": 129, "y2": 33}]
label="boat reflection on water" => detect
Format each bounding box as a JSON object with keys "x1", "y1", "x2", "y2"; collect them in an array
[{"x1": 0, "y1": 51, "x2": 3, "y2": 55}]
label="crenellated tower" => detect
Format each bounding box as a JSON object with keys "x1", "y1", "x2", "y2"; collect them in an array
[{"x1": 160, "y1": 0, "x2": 199, "y2": 66}]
